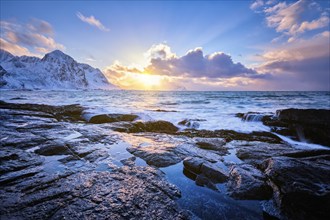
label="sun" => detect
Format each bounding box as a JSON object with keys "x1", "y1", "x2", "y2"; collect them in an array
[{"x1": 136, "y1": 73, "x2": 162, "y2": 89}]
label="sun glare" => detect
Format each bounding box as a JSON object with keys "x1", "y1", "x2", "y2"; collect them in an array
[{"x1": 136, "y1": 73, "x2": 162, "y2": 89}]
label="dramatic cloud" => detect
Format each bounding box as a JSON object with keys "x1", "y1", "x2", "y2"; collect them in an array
[
  {"x1": 144, "y1": 47, "x2": 264, "y2": 79},
  {"x1": 104, "y1": 44, "x2": 268, "y2": 90},
  {"x1": 252, "y1": 0, "x2": 329, "y2": 42},
  {"x1": 256, "y1": 31, "x2": 330, "y2": 90},
  {"x1": 249, "y1": 0, "x2": 330, "y2": 90},
  {"x1": 0, "y1": 19, "x2": 64, "y2": 56},
  {"x1": 76, "y1": 12, "x2": 109, "y2": 32}
]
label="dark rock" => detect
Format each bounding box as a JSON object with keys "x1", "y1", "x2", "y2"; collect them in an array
[
  {"x1": 200, "y1": 162, "x2": 228, "y2": 183},
  {"x1": 183, "y1": 157, "x2": 204, "y2": 174},
  {"x1": 153, "y1": 109, "x2": 178, "y2": 112},
  {"x1": 195, "y1": 174, "x2": 209, "y2": 186},
  {"x1": 0, "y1": 167, "x2": 189, "y2": 219},
  {"x1": 261, "y1": 156, "x2": 330, "y2": 220},
  {"x1": 183, "y1": 157, "x2": 228, "y2": 183},
  {"x1": 280, "y1": 149, "x2": 330, "y2": 158},
  {"x1": 242, "y1": 112, "x2": 266, "y2": 122},
  {"x1": 227, "y1": 164, "x2": 272, "y2": 200},
  {"x1": 178, "y1": 119, "x2": 203, "y2": 129},
  {"x1": 194, "y1": 137, "x2": 227, "y2": 154},
  {"x1": 120, "y1": 156, "x2": 136, "y2": 166},
  {"x1": 178, "y1": 129, "x2": 282, "y2": 144},
  {"x1": 128, "y1": 147, "x2": 181, "y2": 167},
  {"x1": 235, "y1": 141, "x2": 296, "y2": 165},
  {"x1": 269, "y1": 108, "x2": 330, "y2": 146},
  {"x1": 276, "y1": 108, "x2": 330, "y2": 127},
  {"x1": 128, "y1": 120, "x2": 179, "y2": 134},
  {"x1": 0, "y1": 148, "x2": 44, "y2": 175},
  {"x1": 0, "y1": 100, "x2": 84, "y2": 122},
  {"x1": 89, "y1": 114, "x2": 138, "y2": 124},
  {"x1": 35, "y1": 144, "x2": 70, "y2": 156}
]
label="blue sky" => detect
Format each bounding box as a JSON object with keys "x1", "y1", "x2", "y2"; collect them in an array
[{"x1": 1, "y1": 0, "x2": 329, "y2": 90}]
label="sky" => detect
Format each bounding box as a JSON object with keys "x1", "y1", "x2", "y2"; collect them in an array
[{"x1": 0, "y1": 0, "x2": 329, "y2": 91}]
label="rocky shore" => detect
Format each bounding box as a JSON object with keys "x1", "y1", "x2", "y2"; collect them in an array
[{"x1": 1, "y1": 100, "x2": 329, "y2": 219}]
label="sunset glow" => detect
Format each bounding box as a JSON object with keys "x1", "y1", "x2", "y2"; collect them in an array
[{"x1": 1, "y1": 0, "x2": 329, "y2": 90}]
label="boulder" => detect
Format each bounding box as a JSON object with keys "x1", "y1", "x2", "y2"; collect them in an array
[
  {"x1": 194, "y1": 137, "x2": 227, "y2": 154},
  {"x1": 200, "y1": 162, "x2": 228, "y2": 183},
  {"x1": 183, "y1": 157, "x2": 204, "y2": 174},
  {"x1": 271, "y1": 108, "x2": 330, "y2": 146},
  {"x1": 227, "y1": 164, "x2": 272, "y2": 200},
  {"x1": 127, "y1": 147, "x2": 182, "y2": 168},
  {"x1": 261, "y1": 155, "x2": 330, "y2": 219},
  {"x1": 183, "y1": 157, "x2": 228, "y2": 183},
  {"x1": 35, "y1": 144, "x2": 70, "y2": 156},
  {"x1": 89, "y1": 114, "x2": 138, "y2": 124},
  {"x1": 0, "y1": 100, "x2": 84, "y2": 122},
  {"x1": 128, "y1": 121, "x2": 179, "y2": 134}
]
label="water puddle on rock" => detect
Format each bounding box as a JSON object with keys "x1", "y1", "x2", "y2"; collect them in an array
[
  {"x1": 96, "y1": 141, "x2": 147, "y2": 167},
  {"x1": 42, "y1": 155, "x2": 67, "y2": 173},
  {"x1": 161, "y1": 162, "x2": 264, "y2": 220},
  {"x1": 223, "y1": 148, "x2": 242, "y2": 164}
]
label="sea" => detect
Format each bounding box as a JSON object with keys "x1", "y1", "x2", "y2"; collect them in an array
[{"x1": 1, "y1": 90, "x2": 329, "y2": 131}]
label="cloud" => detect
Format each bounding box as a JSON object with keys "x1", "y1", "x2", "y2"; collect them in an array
[
  {"x1": 144, "y1": 46, "x2": 263, "y2": 79},
  {"x1": 256, "y1": 31, "x2": 330, "y2": 90},
  {"x1": 144, "y1": 43, "x2": 177, "y2": 60},
  {"x1": 0, "y1": 38, "x2": 35, "y2": 56},
  {"x1": 76, "y1": 12, "x2": 109, "y2": 32},
  {"x1": 0, "y1": 19, "x2": 65, "y2": 56},
  {"x1": 27, "y1": 19, "x2": 53, "y2": 35},
  {"x1": 250, "y1": 0, "x2": 264, "y2": 10},
  {"x1": 104, "y1": 44, "x2": 269, "y2": 90},
  {"x1": 254, "y1": 0, "x2": 329, "y2": 42}
]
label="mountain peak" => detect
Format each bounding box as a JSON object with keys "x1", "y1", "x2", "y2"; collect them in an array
[
  {"x1": 0, "y1": 49, "x2": 15, "y2": 62},
  {"x1": 42, "y1": 50, "x2": 74, "y2": 62}
]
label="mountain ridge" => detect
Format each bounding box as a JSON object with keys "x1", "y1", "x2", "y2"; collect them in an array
[{"x1": 0, "y1": 49, "x2": 116, "y2": 90}]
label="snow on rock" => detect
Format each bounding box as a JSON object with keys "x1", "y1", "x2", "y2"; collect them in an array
[{"x1": 0, "y1": 49, "x2": 116, "y2": 90}]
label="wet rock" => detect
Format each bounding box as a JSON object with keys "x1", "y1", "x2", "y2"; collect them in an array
[
  {"x1": 200, "y1": 162, "x2": 228, "y2": 183},
  {"x1": 120, "y1": 156, "x2": 136, "y2": 166},
  {"x1": 128, "y1": 147, "x2": 182, "y2": 167},
  {"x1": 194, "y1": 137, "x2": 227, "y2": 154},
  {"x1": 183, "y1": 157, "x2": 204, "y2": 174},
  {"x1": 280, "y1": 149, "x2": 330, "y2": 158},
  {"x1": 128, "y1": 121, "x2": 179, "y2": 134},
  {"x1": 265, "y1": 108, "x2": 330, "y2": 146},
  {"x1": 89, "y1": 114, "x2": 138, "y2": 124},
  {"x1": 0, "y1": 167, "x2": 189, "y2": 219},
  {"x1": 183, "y1": 157, "x2": 228, "y2": 183},
  {"x1": 178, "y1": 119, "x2": 202, "y2": 129},
  {"x1": 261, "y1": 156, "x2": 330, "y2": 220},
  {"x1": 227, "y1": 164, "x2": 272, "y2": 200},
  {"x1": 276, "y1": 108, "x2": 330, "y2": 127},
  {"x1": 178, "y1": 129, "x2": 282, "y2": 144},
  {"x1": 242, "y1": 112, "x2": 266, "y2": 122},
  {"x1": 0, "y1": 100, "x2": 84, "y2": 122},
  {"x1": 234, "y1": 141, "x2": 296, "y2": 165},
  {"x1": 153, "y1": 109, "x2": 178, "y2": 112},
  {"x1": 35, "y1": 143, "x2": 70, "y2": 156},
  {"x1": 0, "y1": 148, "x2": 44, "y2": 175}
]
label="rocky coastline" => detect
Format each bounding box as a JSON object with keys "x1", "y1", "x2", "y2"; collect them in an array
[{"x1": 1, "y1": 100, "x2": 329, "y2": 219}]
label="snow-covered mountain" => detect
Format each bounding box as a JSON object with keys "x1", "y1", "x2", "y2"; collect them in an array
[{"x1": 0, "y1": 49, "x2": 116, "y2": 90}]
